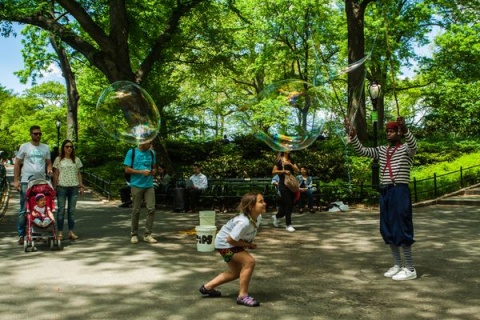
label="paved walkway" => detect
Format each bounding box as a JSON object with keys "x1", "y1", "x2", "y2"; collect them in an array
[{"x1": 1, "y1": 165, "x2": 479, "y2": 320}]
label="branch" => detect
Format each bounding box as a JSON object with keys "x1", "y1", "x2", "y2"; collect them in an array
[
  {"x1": 55, "y1": 0, "x2": 111, "y2": 49},
  {"x1": 136, "y1": 0, "x2": 206, "y2": 83},
  {"x1": 11, "y1": 13, "x2": 99, "y2": 60}
]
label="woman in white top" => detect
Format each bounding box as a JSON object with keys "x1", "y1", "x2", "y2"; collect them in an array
[
  {"x1": 53, "y1": 140, "x2": 84, "y2": 240},
  {"x1": 199, "y1": 192, "x2": 266, "y2": 307}
]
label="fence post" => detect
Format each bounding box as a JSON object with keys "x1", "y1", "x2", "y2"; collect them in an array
[
  {"x1": 434, "y1": 173, "x2": 437, "y2": 197},
  {"x1": 413, "y1": 177, "x2": 418, "y2": 203},
  {"x1": 460, "y1": 166, "x2": 463, "y2": 188}
]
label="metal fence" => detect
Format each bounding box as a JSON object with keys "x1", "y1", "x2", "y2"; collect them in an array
[
  {"x1": 81, "y1": 169, "x2": 116, "y2": 200},
  {"x1": 411, "y1": 164, "x2": 480, "y2": 203},
  {"x1": 82, "y1": 164, "x2": 480, "y2": 206},
  {"x1": 0, "y1": 164, "x2": 10, "y2": 221}
]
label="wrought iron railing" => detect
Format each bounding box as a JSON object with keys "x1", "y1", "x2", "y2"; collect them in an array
[
  {"x1": 0, "y1": 164, "x2": 10, "y2": 221},
  {"x1": 81, "y1": 164, "x2": 480, "y2": 206}
]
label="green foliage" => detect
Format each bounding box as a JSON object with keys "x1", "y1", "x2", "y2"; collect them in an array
[
  {"x1": 414, "y1": 139, "x2": 480, "y2": 165},
  {"x1": 412, "y1": 151, "x2": 480, "y2": 180}
]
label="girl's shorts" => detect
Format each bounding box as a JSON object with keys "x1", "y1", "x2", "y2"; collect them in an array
[{"x1": 216, "y1": 247, "x2": 245, "y2": 262}]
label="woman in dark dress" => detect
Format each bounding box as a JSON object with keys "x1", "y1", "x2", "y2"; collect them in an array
[{"x1": 271, "y1": 152, "x2": 299, "y2": 232}]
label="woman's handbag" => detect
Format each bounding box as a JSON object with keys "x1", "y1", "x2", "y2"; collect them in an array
[{"x1": 284, "y1": 173, "x2": 300, "y2": 193}]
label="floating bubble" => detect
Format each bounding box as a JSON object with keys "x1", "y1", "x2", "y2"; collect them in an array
[
  {"x1": 252, "y1": 80, "x2": 331, "y2": 152},
  {"x1": 96, "y1": 81, "x2": 160, "y2": 144},
  {"x1": 252, "y1": 53, "x2": 370, "y2": 151}
]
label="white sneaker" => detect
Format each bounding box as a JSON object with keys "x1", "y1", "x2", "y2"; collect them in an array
[
  {"x1": 272, "y1": 215, "x2": 279, "y2": 227},
  {"x1": 131, "y1": 235, "x2": 139, "y2": 244},
  {"x1": 286, "y1": 225, "x2": 295, "y2": 232},
  {"x1": 143, "y1": 235, "x2": 158, "y2": 243},
  {"x1": 383, "y1": 265, "x2": 401, "y2": 278},
  {"x1": 392, "y1": 267, "x2": 417, "y2": 281}
]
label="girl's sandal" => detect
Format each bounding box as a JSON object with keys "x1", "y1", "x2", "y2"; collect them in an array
[
  {"x1": 199, "y1": 285, "x2": 221, "y2": 297},
  {"x1": 236, "y1": 295, "x2": 260, "y2": 307}
]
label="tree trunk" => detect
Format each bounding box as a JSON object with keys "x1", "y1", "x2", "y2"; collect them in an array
[
  {"x1": 345, "y1": 0, "x2": 376, "y2": 142},
  {"x1": 49, "y1": 35, "x2": 80, "y2": 143}
]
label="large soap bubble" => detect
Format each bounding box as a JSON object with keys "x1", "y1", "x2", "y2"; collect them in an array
[
  {"x1": 96, "y1": 81, "x2": 160, "y2": 144},
  {"x1": 252, "y1": 54, "x2": 370, "y2": 151},
  {"x1": 252, "y1": 80, "x2": 330, "y2": 152}
]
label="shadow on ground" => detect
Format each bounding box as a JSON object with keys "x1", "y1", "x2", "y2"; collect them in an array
[{"x1": 0, "y1": 169, "x2": 479, "y2": 320}]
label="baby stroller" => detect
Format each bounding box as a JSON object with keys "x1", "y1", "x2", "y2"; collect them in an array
[{"x1": 24, "y1": 178, "x2": 63, "y2": 252}]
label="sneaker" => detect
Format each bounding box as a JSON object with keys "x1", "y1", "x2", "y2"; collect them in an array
[
  {"x1": 18, "y1": 236, "x2": 24, "y2": 245},
  {"x1": 286, "y1": 225, "x2": 296, "y2": 232},
  {"x1": 199, "y1": 285, "x2": 221, "y2": 297},
  {"x1": 392, "y1": 267, "x2": 417, "y2": 281},
  {"x1": 383, "y1": 265, "x2": 401, "y2": 278},
  {"x1": 131, "y1": 235, "x2": 139, "y2": 244},
  {"x1": 272, "y1": 215, "x2": 279, "y2": 227},
  {"x1": 143, "y1": 235, "x2": 158, "y2": 243},
  {"x1": 236, "y1": 295, "x2": 260, "y2": 307}
]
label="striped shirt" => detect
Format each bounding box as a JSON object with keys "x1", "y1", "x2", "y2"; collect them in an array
[{"x1": 351, "y1": 131, "x2": 417, "y2": 185}]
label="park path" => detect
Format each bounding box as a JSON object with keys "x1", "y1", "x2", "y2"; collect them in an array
[{"x1": 1, "y1": 164, "x2": 479, "y2": 320}]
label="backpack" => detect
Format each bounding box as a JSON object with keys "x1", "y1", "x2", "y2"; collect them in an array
[{"x1": 124, "y1": 148, "x2": 155, "y2": 183}]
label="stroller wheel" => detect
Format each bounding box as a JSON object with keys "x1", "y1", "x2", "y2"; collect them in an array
[
  {"x1": 23, "y1": 241, "x2": 28, "y2": 252},
  {"x1": 49, "y1": 239, "x2": 54, "y2": 250}
]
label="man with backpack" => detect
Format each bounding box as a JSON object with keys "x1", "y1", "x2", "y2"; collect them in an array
[{"x1": 123, "y1": 141, "x2": 157, "y2": 244}]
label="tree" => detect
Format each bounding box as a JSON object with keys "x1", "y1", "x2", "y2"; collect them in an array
[
  {"x1": 344, "y1": 0, "x2": 372, "y2": 142},
  {"x1": 0, "y1": 82, "x2": 66, "y2": 151},
  {"x1": 15, "y1": 25, "x2": 80, "y2": 142},
  {"x1": 0, "y1": 0, "x2": 210, "y2": 170},
  {"x1": 419, "y1": 23, "x2": 480, "y2": 137}
]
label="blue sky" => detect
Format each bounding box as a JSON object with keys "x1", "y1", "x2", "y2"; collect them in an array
[
  {"x1": 1, "y1": 23, "x2": 435, "y2": 95},
  {"x1": 0, "y1": 23, "x2": 63, "y2": 94}
]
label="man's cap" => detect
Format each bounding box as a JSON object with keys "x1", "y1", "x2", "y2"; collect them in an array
[{"x1": 386, "y1": 121, "x2": 399, "y2": 131}]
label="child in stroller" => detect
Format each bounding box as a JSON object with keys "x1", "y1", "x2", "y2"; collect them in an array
[
  {"x1": 32, "y1": 193, "x2": 55, "y2": 227},
  {"x1": 24, "y1": 179, "x2": 62, "y2": 252}
]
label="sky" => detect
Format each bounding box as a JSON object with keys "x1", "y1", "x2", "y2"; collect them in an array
[
  {"x1": 0, "y1": 23, "x2": 63, "y2": 94},
  {"x1": 1, "y1": 23, "x2": 435, "y2": 95}
]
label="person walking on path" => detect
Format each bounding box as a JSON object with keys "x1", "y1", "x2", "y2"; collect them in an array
[
  {"x1": 346, "y1": 116, "x2": 418, "y2": 281},
  {"x1": 199, "y1": 192, "x2": 266, "y2": 307},
  {"x1": 52, "y1": 140, "x2": 84, "y2": 240},
  {"x1": 271, "y1": 152, "x2": 299, "y2": 232},
  {"x1": 13, "y1": 125, "x2": 53, "y2": 245},
  {"x1": 124, "y1": 141, "x2": 157, "y2": 244}
]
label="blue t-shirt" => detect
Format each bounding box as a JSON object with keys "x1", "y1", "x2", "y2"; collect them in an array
[{"x1": 123, "y1": 148, "x2": 155, "y2": 188}]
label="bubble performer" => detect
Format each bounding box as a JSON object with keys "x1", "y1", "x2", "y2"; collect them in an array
[
  {"x1": 345, "y1": 116, "x2": 418, "y2": 281},
  {"x1": 199, "y1": 192, "x2": 266, "y2": 307}
]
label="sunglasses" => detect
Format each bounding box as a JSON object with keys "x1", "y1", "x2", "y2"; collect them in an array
[
  {"x1": 65, "y1": 146, "x2": 74, "y2": 149},
  {"x1": 32, "y1": 132, "x2": 42, "y2": 136}
]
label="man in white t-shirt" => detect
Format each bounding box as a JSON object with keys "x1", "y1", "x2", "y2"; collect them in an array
[{"x1": 13, "y1": 125, "x2": 53, "y2": 245}]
